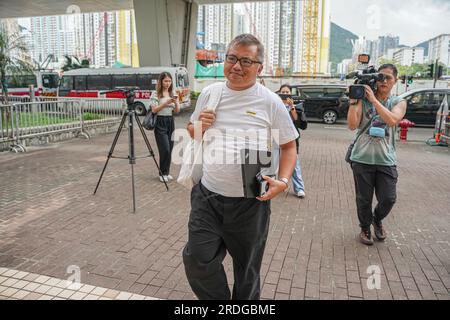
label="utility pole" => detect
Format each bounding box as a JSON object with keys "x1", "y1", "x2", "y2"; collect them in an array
[
  {"x1": 433, "y1": 59, "x2": 439, "y2": 88},
  {"x1": 104, "y1": 12, "x2": 109, "y2": 67}
]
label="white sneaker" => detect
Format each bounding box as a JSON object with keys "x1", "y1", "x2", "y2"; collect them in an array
[
  {"x1": 159, "y1": 176, "x2": 169, "y2": 183},
  {"x1": 166, "y1": 175, "x2": 174, "y2": 181},
  {"x1": 297, "y1": 191, "x2": 306, "y2": 198}
]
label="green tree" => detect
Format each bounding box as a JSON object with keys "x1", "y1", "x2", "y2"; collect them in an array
[
  {"x1": 0, "y1": 27, "x2": 33, "y2": 104},
  {"x1": 61, "y1": 55, "x2": 90, "y2": 72},
  {"x1": 377, "y1": 58, "x2": 436, "y2": 79},
  {"x1": 0, "y1": 26, "x2": 34, "y2": 139}
]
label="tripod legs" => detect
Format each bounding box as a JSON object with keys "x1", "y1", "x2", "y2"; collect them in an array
[
  {"x1": 93, "y1": 109, "x2": 169, "y2": 213},
  {"x1": 93, "y1": 111, "x2": 127, "y2": 196}
]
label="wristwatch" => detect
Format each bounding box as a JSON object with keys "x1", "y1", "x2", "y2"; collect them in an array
[{"x1": 278, "y1": 177, "x2": 289, "y2": 188}]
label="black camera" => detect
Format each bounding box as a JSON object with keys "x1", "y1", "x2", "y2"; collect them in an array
[
  {"x1": 347, "y1": 66, "x2": 386, "y2": 100},
  {"x1": 101, "y1": 86, "x2": 140, "y2": 108}
]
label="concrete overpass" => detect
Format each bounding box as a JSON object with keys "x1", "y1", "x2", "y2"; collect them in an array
[
  {"x1": 0, "y1": 1, "x2": 270, "y2": 19},
  {"x1": 0, "y1": 0, "x2": 273, "y2": 75}
]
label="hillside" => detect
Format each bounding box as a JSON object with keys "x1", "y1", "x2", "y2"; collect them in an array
[
  {"x1": 329, "y1": 22, "x2": 359, "y2": 65},
  {"x1": 329, "y1": 22, "x2": 359, "y2": 73}
]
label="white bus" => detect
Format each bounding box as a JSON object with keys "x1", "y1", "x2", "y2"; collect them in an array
[
  {"x1": 58, "y1": 66, "x2": 191, "y2": 115},
  {"x1": 5, "y1": 71, "x2": 59, "y2": 97}
]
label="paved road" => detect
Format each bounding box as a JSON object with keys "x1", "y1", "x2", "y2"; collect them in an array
[{"x1": 0, "y1": 110, "x2": 449, "y2": 300}]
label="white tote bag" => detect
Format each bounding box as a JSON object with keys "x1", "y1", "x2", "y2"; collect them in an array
[{"x1": 177, "y1": 84, "x2": 223, "y2": 189}]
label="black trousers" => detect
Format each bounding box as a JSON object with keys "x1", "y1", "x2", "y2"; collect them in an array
[
  {"x1": 351, "y1": 162, "x2": 398, "y2": 230},
  {"x1": 154, "y1": 116, "x2": 174, "y2": 176},
  {"x1": 183, "y1": 183, "x2": 271, "y2": 300}
]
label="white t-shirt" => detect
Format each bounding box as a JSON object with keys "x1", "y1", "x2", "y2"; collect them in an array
[{"x1": 190, "y1": 82, "x2": 299, "y2": 197}]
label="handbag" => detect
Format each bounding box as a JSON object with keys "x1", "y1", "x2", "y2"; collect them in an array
[
  {"x1": 177, "y1": 84, "x2": 223, "y2": 189},
  {"x1": 294, "y1": 106, "x2": 308, "y2": 131},
  {"x1": 345, "y1": 119, "x2": 372, "y2": 164},
  {"x1": 142, "y1": 111, "x2": 157, "y2": 131}
]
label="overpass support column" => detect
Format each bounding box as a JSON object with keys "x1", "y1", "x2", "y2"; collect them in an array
[{"x1": 133, "y1": 0, "x2": 198, "y2": 77}]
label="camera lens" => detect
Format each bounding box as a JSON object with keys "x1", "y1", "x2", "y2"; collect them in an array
[{"x1": 349, "y1": 85, "x2": 365, "y2": 100}]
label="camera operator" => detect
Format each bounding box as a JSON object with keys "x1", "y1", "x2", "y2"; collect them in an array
[{"x1": 347, "y1": 64, "x2": 407, "y2": 246}]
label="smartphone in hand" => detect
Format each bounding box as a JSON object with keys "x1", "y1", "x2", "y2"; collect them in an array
[{"x1": 278, "y1": 94, "x2": 292, "y2": 101}]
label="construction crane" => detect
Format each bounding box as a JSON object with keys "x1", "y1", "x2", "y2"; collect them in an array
[
  {"x1": 86, "y1": 13, "x2": 108, "y2": 63},
  {"x1": 244, "y1": 3, "x2": 272, "y2": 73},
  {"x1": 243, "y1": 3, "x2": 258, "y2": 36},
  {"x1": 301, "y1": 0, "x2": 320, "y2": 77}
]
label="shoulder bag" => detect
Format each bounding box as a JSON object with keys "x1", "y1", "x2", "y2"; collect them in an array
[{"x1": 177, "y1": 84, "x2": 223, "y2": 189}]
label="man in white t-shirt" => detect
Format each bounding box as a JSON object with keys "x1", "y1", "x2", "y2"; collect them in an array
[{"x1": 182, "y1": 34, "x2": 299, "y2": 300}]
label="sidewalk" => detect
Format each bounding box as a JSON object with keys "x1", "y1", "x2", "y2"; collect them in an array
[{"x1": 0, "y1": 112, "x2": 449, "y2": 300}]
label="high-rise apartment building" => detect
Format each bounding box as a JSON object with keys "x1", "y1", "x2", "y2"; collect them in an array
[
  {"x1": 72, "y1": 12, "x2": 116, "y2": 68},
  {"x1": 198, "y1": 1, "x2": 330, "y2": 75},
  {"x1": 376, "y1": 35, "x2": 400, "y2": 60},
  {"x1": 428, "y1": 34, "x2": 450, "y2": 66},
  {"x1": 392, "y1": 47, "x2": 424, "y2": 66},
  {"x1": 245, "y1": 1, "x2": 282, "y2": 73},
  {"x1": 116, "y1": 10, "x2": 139, "y2": 67},
  {"x1": 352, "y1": 37, "x2": 377, "y2": 64},
  {"x1": 197, "y1": 4, "x2": 234, "y2": 55},
  {"x1": 7, "y1": 10, "x2": 138, "y2": 70},
  {"x1": 26, "y1": 15, "x2": 75, "y2": 69}
]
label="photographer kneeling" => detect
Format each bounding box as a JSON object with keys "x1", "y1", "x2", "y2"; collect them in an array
[{"x1": 347, "y1": 64, "x2": 407, "y2": 246}]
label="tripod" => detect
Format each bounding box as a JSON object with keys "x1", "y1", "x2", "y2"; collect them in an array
[{"x1": 93, "y1": 88, "x2": 169, "y2": 213}]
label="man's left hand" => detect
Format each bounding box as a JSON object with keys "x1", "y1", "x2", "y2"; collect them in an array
[{"x1": 256, "y1": 176, "x2": 288, "y2": 202}]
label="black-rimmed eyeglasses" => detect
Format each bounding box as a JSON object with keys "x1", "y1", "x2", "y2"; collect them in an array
[{"x1": 225, "y1": 54, "x2": 262, "y2": 67}]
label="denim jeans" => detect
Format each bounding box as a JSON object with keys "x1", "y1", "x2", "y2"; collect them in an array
[{"x1": 292, "y1": 156, "x2": 305, "y2": 193}]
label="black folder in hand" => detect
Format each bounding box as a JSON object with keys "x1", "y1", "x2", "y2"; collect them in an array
[{"x1": 240, "y1": 149, "x2": 272, "y2": 198}]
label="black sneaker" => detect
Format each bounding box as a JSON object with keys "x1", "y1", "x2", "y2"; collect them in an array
[
  {"x1": 359, "y1": 229, "x2": 374, "y2": 246},
  {"x1": 373, "y1": 222, "x2": 387, "y2": 241}
]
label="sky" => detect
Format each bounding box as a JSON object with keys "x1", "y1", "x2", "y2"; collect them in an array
[{"x1": 330, "y1": 0, "x2": 450, "y2": 46}]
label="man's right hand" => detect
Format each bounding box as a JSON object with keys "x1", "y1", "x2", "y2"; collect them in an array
[{"x1": 198, "y1": 110, "x2": 216, "y2": 132}]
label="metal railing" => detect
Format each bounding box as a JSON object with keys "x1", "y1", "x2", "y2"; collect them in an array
[
  {"x1": 1, "y1": 98, "x2": 125, "y2": 152},
  {"x1": 0, "y1": 104, "x2": 15, "y2": 145}
]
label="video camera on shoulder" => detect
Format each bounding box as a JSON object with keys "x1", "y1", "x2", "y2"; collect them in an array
[{"x1": 346, "y1": 54, "x2": 385, "y2": 100}]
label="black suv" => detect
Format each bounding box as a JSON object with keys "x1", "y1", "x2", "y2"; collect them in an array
[
  {"x1": 290, "y1": 85, "x2": 350, "y2": 124},
  {"x1": 399, "y1": 89, "x2": 450, "y2": 126}
]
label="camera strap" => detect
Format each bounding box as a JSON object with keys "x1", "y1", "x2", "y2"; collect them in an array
[
  {"x1": 354, "y1": 117, "x2": 373, "y2": 144},
  {"x1": 359, "y1": 96, "x2": 393, "y2": 142}
]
